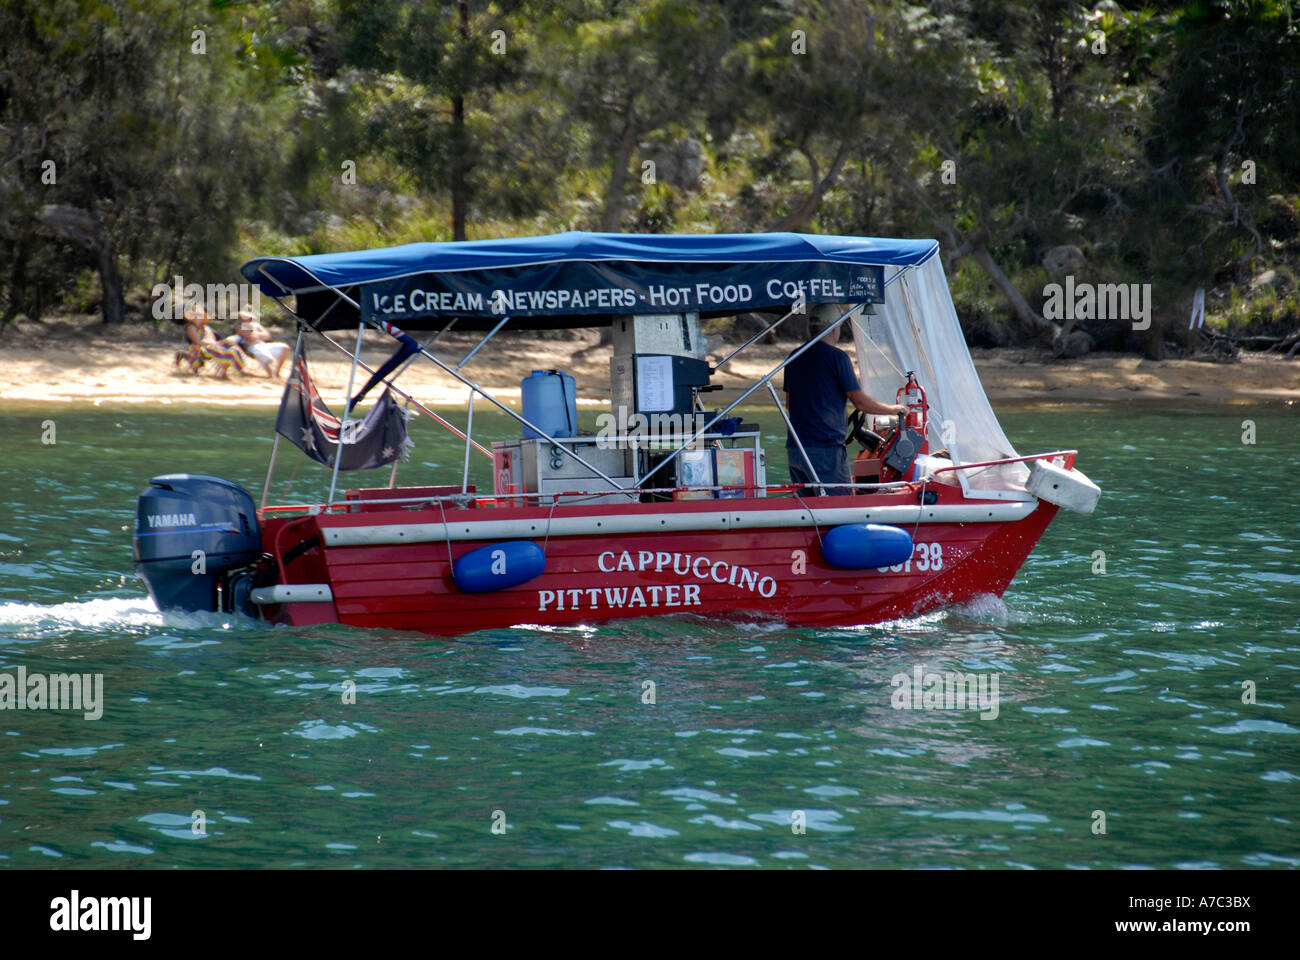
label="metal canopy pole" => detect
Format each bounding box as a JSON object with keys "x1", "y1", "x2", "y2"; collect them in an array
[
  {"x1": 461, "y1": 388, "x2": 475, "y2": 494},
  {"x1": 457, "y1": 314, "x2": 510, "y2": 370},
  {"x1": 765, "y1": 381, "x2": 823, "y2": 495},
  {"x1": 312, "y1": 329, "x2": 491, "y2": 458},
  {"x1": 290, "y1": 275, "x2": 625, "y2": 489},
  {"x1": 260, "y1": 327, "x2": 305, "y2": 511},
  {"x1": 711, "y1": 305, "x2": 800, "y2": 373},
  {"x1": 260, "y1": 435, "x2": 282, "y2": 512},
  {"x1": 634, "y1": 303, "x2": 865, "y2": 490},
  {"x1": 387, "y1": 319, "x2": 457, "y2": 385},
  {"x1": 326, "y1": 322, "x2": 365, "y2": 508},
  {"x1": 388, "y1": 397, "x2": 409, "y2": 489}
]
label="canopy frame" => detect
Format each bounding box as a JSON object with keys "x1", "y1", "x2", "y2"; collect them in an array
[
  {"x1": 257, "y1": 260, "x2": 631, "y2": 490},
  {"x1": 244, "y1": 232, "x2": 1040, "y2": 511}
]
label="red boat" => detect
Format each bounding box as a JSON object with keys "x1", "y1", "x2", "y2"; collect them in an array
[{"x1": 133, "y1": 232, "x2": 1100, "y2": 636}]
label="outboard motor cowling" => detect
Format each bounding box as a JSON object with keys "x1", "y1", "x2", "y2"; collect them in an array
[{"x1": 134, "y1": 474, "x2": 261, "y2": 613}]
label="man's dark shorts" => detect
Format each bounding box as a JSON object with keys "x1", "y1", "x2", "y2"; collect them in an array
[{"x1": 788, "y1": 444, "x2": 853, "y2": 496}]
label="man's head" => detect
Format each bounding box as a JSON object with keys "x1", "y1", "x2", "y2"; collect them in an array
[{"x1": 809, "y1": 303, "x2": 848, "y2": 342}]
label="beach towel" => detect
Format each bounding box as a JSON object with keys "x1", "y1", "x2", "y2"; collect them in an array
[{"x1": 200, "y1": 334, "x2": 250, "y2": 375}]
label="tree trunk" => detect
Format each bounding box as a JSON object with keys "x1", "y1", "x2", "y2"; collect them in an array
[
  {"x1": 451, "y1": 1, "x2": 470, "y2": 241},
  {"x1": 768, "y1": 138, "x2": 853, "y2": 232},
  {"x1": 36, "y1": 204, "x2": 125, "y2": 324},
  {"x1": 971, "y1": 242, "x2": 1059, "y2": 341},
  {"x1": 5, "y1": 237, "x2": 30, "y2": 324},
  {"x1": 97, "y1": 242, "x2": 125, "y2": 325},
  {"x1": 451, "y1": 93, "x2": 466, "y2": 241},
  {"x1": 600, "y1": 117, "x2": 639, "y2": 232}
]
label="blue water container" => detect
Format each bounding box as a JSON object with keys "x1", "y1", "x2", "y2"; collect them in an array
[{"x1": 521, "y1": 369, "x2": 577, "y2": 439}]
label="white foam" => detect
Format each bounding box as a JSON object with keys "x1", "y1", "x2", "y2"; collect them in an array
[
  {"x1": 949, "y1": 593, "x2": 1014, "y2": 624},
  {"x1": 0, "y1": 595, "x2": 261, "y2": 635},
  {"x1": 0, "y1": 596, "x2": 163, "y2": 630}
]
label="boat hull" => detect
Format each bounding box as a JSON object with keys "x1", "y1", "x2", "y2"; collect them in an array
[{"x1": 257, "y1": 489, "x2": 1059, "y2": 635}]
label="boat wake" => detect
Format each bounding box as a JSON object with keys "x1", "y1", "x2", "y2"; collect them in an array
[
  {"x1": 820, "y1": 595, "x2": 1023, "y2": 638},
  {"x1": 0, "y1": 595, "x2": 164, "y2": 632},
  {"x1": 0, "y1": 595, "x2": 259, "y2": 638},
  {"x1": 947, "y1": 593, "x2": 1015, "y2": 624}
]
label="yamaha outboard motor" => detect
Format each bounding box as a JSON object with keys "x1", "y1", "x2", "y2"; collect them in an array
[{"x1": 133, "y1": 474, "x2": 261, "y2": 613}]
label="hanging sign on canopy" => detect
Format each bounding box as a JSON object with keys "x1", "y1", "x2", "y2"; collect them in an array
[{"x1": 359, "y1": 260, "x2": 885, "y2": 323}]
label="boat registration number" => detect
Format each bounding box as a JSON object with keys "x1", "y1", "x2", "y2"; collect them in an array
[{"x1": 879, "y1": 542, "x2": 944, "y2": 574}]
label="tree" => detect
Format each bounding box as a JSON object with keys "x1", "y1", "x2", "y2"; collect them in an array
[
  {"x1": 845, "y1": 1, "x2": 1156, "y2": 347},
  {"x1": 554, "y1": 0, "x2": 735, "y2": 231},
  {"x1": 742, "y1": 0, "x2": 882, "y2": 231},
  {"x1": 334, "y1": 0, "x2": 534, "y2": 240},
  {"x1": 0, "y1": 0, "x2": 298, "y2": 323},
  {"x1": 1152, "y1": 0, "x2": 1300, "y2": 273}
]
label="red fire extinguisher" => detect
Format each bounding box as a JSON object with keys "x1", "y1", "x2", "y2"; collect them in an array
[{"x1": 896, "y1": 372, "x2": 928, "y2": 435}]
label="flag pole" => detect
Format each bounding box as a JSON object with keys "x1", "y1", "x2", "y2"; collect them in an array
[
  {"x1": 387, "y1": 397, "x2": 408, "y2": 489},
  {"x1": 261, "y1": 328, "x2": 304, "y2": 512},
  {"x1": 327, "y1": 323, "x2": 365, "y2": 508}
]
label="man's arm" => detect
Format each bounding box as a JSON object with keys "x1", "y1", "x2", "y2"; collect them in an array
[
  {"x1": 847, "y1": 388, "x2": 906, "y2": 416},
  {"x1": 836, "y1": 349, "x2": 905, "y2": 416}
]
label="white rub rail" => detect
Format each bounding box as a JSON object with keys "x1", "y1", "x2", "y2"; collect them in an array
[{"x1": 318, "y1": 500, "x2": 1039, "y2": 548}]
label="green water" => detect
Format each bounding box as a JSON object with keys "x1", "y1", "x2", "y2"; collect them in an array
[{"x1": 0, "y1": 401, "x2": 1296, "y2": 869}]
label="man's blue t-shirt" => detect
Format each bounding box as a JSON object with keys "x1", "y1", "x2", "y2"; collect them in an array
[{"x1": 781, "y1": 341, "x2": 860, "y2": 447}]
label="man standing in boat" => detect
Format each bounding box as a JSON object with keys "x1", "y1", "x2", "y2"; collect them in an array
[{"x1": 782, "y1": 304, "x2": 905, "y2": 495}]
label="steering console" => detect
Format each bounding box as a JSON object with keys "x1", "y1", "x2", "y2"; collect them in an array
[{"x1": 845, "y1": 408, "x2": 884, "y2": 452}]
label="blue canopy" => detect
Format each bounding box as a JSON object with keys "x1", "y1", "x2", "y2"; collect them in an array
[{"x1": 241, "y1": 231, "x2": 939, "y2": 330}]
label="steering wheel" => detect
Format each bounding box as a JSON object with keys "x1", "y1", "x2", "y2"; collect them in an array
[{"x1": 845, "y1": 408, "x2": 885, "y2": 452}]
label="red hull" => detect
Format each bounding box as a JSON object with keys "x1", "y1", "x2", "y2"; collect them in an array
[{"x1": 256, "y1": 485, "x2": 1059, "y2": 636}]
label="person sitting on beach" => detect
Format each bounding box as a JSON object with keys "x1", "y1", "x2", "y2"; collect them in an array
[
  {"x1": 233, "y1": 306, "x2": 291, "y2": 379},
  {"x1": 182, "y1": 305, "x2": 251, "y2": 379}
]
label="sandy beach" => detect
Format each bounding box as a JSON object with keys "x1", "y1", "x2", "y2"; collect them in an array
[{"x1": 2, "y1": 317, "x2": 1297, "y2": 408}]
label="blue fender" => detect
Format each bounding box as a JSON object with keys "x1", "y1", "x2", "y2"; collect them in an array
[
  {"x1": 820, "y1": 524, "x2": 914, "y2": 569},
  {"x1": 452, "y1": 540, "x2": 546, "y2": 592}
]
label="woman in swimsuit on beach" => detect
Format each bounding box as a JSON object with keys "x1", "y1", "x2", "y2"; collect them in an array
[{"x1": 182, "y1": 305, "x2": 251, "y2": 379}]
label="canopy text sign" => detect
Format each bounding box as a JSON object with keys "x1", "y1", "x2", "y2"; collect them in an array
[{"x1": 360, "y1": 260, "x2": 884, "y2": 322}]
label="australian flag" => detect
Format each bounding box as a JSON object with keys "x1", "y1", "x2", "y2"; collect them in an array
[{"x1": 275, "y1": 355, "x2": 411, "y2": 470}]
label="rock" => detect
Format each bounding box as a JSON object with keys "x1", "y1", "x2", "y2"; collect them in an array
[
  {"x1": 960, "y1": 311, "x2": 1012, "y2": 348},
  {"x1": 1261, "y1": 194, "x2": 1300, "y2": 240},
  {"x1": 1041, "y1": 245, "x2": 1085, "y2": 274},
  {"x1": 638, "y1": 138, "x2": 706, "y2": 192},
  {"x1": 1249, "y1": 268, "x2": 1277, "y2": 291},
  {"x1": 1056, "y1": 329, "x2": 1094, "y2": 359}
]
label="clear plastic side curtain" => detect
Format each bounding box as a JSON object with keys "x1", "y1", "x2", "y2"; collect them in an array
[{"x1": 851, "y1": 258, "x2": 1031, "y2": 499}]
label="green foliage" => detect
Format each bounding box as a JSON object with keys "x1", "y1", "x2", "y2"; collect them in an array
[
  {"x1": 0, "y1": 0, "x2": 1296, "y2": 350},
  {"x1": 0, "y1": 0, "x2": 304, "y2": 321}
]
